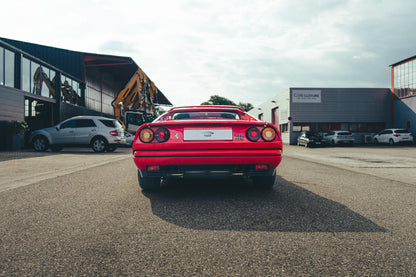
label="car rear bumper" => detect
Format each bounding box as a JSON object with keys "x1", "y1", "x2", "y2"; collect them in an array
[
  {"x1": 133, "y1": 148, "x2": 282, "y2": 169},
  {"x1": 139, "y1": 164, "x2": 277, "y2": 179}
]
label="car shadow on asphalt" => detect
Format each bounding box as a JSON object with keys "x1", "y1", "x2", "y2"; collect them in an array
[{"x1": 142, "y1": 176, "x2": 387, "y2": 233}]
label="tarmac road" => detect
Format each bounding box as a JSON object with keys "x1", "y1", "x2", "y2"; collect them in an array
[{"x1": 0, "y1": 146, "x2": 415, "y2": 276}]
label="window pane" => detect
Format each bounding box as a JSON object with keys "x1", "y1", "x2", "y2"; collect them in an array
[
  {"x1": 0, "y1": 47, "x2": 3, "y2": 85},
  {"x1": 40, "y1": 66, "x2": 50, "y2": 98},
  {"x1": 5, "y1": 49, "x2": 14, "y2": 87},
  {"x1": 21, "y1": 57, "x2": 30, "y2": 92},
  {"x1": 320, "y1": 123, "x2": 329, "y2": 132},
  {"x1": 293, "y1": 125, "x2": 301, "y2": 132},
  {"x1": 31, "y1": 61, "x2": 40, "y2": 94},
  {"x1": 341, "y1": 123, "x2": 349, "y2": 131},
  {"x1": 350, "y1": 123, "x2": 358, "y2": 132},
  {"x1": 302, "y1": 125, "x2": 310, "y2": 132}
]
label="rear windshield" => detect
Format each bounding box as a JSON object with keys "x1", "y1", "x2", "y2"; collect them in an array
[
  {"x1": 100, "y1": 119, "x2": 122, "y2": 128},
  {"x1": 172, "y1": 111, "x2": 240, "y2": 120},
  {"x1": 395, "y1": 129, "x2": 410, "y2": 134}
]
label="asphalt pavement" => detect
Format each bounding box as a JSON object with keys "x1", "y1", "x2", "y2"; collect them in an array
[{"x1": 0, "y1": 145, "x2": 415, "y2": 276}]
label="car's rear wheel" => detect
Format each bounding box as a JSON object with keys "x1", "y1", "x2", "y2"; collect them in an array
[
  {"x1": 33, "y1": 135, "x2": 49, "y2": 152},
  {"x1": 91, "y1": 137, "x2": 108, "y2": 152},
  {"x1": 138, "y1": 171, "x2": 161, "y2": 191},
  {"x1": 252, "y1": 175, "x2": 276, "y2": 189},
  {"x1": 374, "y1": 138, "x2": 378, "y2": 144}
]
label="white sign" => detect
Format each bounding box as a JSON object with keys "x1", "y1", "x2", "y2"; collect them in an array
[
  {"x1": 184, "y1": 129, "x2": 233, "y2": 141},
  {"x1": 292, "y1": 90, "x2": 321, "y2": 103}
]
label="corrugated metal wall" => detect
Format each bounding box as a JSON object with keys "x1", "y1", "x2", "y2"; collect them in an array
[
  {"x1": 0, "y1": 86, "x2": 24, "y2": 122},
  {"x1": 290, "y1": 88, "x2": 391, "y2": 123}
]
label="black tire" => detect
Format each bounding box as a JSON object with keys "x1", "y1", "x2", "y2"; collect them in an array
[
  {"x1": 50, "y1": 145, "x2": 63, "y2": 152},
  {"x1": 389, "y1": 139, "x2": 394, "y2": 145},
  {"x1": 91, "y1": 137, "x2": 108, "y2": 153},
  {"x1": 32, "y1": 135, "x2": 49, "y2": 152},
  {"x1": 252, "y1": 175, "x2": 276, "y2": 189},
  {"x1": 374, "y1": 138, "x2": 378, "y2": 144},
  {"x1": 138, "y1": 171, "x2": 161, "y2": 191},
  {"x1": 107, "y1": 146, "x2": 117, "y2": 152}
]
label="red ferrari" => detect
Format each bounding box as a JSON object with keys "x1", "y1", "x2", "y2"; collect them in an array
[{"x1": 132, "y1": 105, "x2": 283, "y2": 190}]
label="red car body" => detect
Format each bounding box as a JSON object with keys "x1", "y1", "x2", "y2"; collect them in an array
[{"x1": 132, "y1": 105, "x2": 283, "y2": 190}]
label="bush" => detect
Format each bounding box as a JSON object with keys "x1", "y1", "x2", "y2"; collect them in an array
[{"x1": 6, "y1": 121, "x2": 29, "y2": 135}]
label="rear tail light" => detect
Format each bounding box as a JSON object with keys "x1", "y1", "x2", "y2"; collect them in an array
[
  {"x1": 246, "y1": 127, "x2": 261, "y2": 141},
  {"x1": 255, "y1": 164, "x2": 269, "y2": 170},
  {"x1": 147, "y1": 165, "x2": 160, "y2": 171},
  {"x1": 154, "y1": 127, "x2": 170, "y2": 142},
  {"x1": 262, "y1": 127, "x2": 277, "y2": 142},
  {"x1": 394, "y1": 134, "x2": 400, "y2": 137},
  {"x1": 246, "y1": 126, "x2": 277, "y2": 142},
  {"x1": 109, "y1": 130, "x2": 118, "y2": 136},
  {"x1": 139, "y1": 128, "x2": 154, "y2": 143}
]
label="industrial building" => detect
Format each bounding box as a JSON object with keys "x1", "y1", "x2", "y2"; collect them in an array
[
  {"x1": 0, "y1": 37, "x2": 172, "y2": 150},
  {"x1": 390, "y1": 55, "x2": 416, "y2": 134},
  {"x1": 251, "y1": 88, "x2": 391, "y2": 145},
  {"x1": 251, "y1": 55, "x2": 416, "y2": 145}
]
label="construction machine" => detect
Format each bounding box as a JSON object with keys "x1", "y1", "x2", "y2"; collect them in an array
[
  {"x1": 112, "y1": 67, "x2": 160, "y2": 133},
  {"x1": 33, "y1": 66, "x2": 82, "y2": 105}
]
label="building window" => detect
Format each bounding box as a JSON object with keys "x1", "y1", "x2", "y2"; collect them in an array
[
  {"x1": 393, "y1": 58, "x2": 416, "y2": 99},
  {"x1": 280, "y1": 123, "x2": 288, "y2": 133},
  {"x1": 0, "y1": 47, "x2": 3, "y2": 85},
  {"x1": 258, "y1": 113, "x2": 263, "y2": 121},
  {"x1": 61, "y1": 75, "x2": 82, "y2": 105},
  {"x1": 21, "y1": 56, "x2": 30, "y2": 92},
  {"x1": 4, "y1": 49, "x2": 14, "y2": 88}
]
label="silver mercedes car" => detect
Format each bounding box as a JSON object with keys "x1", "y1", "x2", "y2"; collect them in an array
[{"x1": 29, "y1": 116, "x2": 126, "y2": 152}]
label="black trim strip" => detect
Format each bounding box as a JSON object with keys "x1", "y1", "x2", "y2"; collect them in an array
[
  {"x1": 134, "y1": 154, "x2": 282, "y2": 158},
  {"x1": 134, "y1": 148, "x2": 283, "y2": 152}
]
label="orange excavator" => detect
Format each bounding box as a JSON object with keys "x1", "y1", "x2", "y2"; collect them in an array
[
  {"x1": 112, "y1": 67, "x2": 160, "y2": 133},
  {"x1": 33, "y1": 66, "x2": 82, "y2": 105}
]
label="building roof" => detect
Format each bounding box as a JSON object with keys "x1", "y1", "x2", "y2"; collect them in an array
[
  {"x1": 390, "y1": 55, "x2": 416, "y2": 67},
  {"x1": 0, "y1": 37, "x2": 172, "y2": 106}
]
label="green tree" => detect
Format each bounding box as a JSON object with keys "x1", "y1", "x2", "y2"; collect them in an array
[
  {"x1": 201, "y1": 95, "x2": 253, "y2": 112},
  {"x1": 201, "y1": 95, "x2": 236, "y2": 106},
  {"x1": 238, "y1": 102, "x2": 254, "y2": 112}
]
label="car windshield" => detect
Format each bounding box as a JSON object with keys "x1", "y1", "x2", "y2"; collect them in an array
[
  {"x1": 100, "y1": 119, "x2": 123, "y2": 129},
  {"x1": 172, "y1": 111, "x2": 240, "y2": 119},
  {"x1": 395, "y1": 129, "x2": 410, "y2": 134},
  {"x1": 306, "y1": 132, "x2": 321, "y2": 138}
]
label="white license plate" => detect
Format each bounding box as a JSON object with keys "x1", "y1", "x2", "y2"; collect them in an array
[{"x1": 184, "y1": 129, "x2": 233, "y2": 141}]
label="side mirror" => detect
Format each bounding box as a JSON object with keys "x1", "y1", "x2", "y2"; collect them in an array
[{"x1": 56, "y1": 126, "x2": 60, "y2": 131}]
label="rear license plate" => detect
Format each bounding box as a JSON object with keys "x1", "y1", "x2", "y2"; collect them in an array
[{"x1": 184, "y1": 129, "x2": 233, "y2": 141}]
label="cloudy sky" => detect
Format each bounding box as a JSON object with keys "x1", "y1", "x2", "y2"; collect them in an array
[{"x1": 1, "y1": 0, "x2": 416, "y2": 107}]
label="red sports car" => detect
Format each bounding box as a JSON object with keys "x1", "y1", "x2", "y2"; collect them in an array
[{"x1": 132, "y1": 105, "x2": 283, "y2": 190}]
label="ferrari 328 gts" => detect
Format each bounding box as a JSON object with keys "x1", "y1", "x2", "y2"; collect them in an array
[{"x1": 132, "y1": 105, "x2": 283, "y2": 190}]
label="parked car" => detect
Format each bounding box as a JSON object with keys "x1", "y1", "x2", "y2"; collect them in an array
[
  {"x1": 29, "y1": 116, "x2": 126, "y2": 152},
  {"x1": 132, "y1": 105, "x2": 283, "y2": 190},
  {"x1": 297, "y1": 132, "x2": 326, "y2": 147},
  {"x1": 373, "y1": 129, "x2": 414, "y2": 145},
  {"x1": 324, "y1": 131, "x2": 354, "y2": 146},
  {"x1": 124, "y1": 131, "x2": 135, "y2": 146}
]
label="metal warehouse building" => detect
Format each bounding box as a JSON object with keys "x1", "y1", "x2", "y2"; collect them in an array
[
  {"x1": 0, "y1": 37, "x2": 172, "y2": 150},
  {"x1": 251, "y1": 88, "x2": 392, "y2": 145},
  {"x1": 251, "y1": 55, "x2": 416, "y2": 145}
]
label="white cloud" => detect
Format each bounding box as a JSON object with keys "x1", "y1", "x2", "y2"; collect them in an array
[{"x1": 1, "y1": 0, "x2": 416, "y2": 106}]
